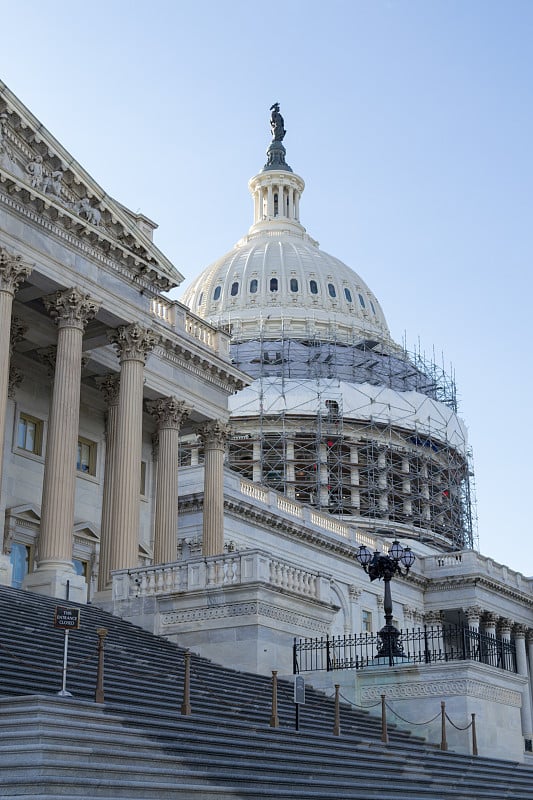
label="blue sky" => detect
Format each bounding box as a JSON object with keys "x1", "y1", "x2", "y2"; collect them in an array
[{"x1": 2, "y1": 1, "x2": 532, "y2": 572}]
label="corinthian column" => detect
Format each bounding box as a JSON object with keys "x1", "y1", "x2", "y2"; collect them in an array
[
  {"x1": 198, "y1": 420, "x2": 229, "y2": 557},
  {"x1": 146, "y1": 397, "x2": 190, "y2": 565},
  {"x1": 514, "y1": 625, "x2": 533, "y2": 738},
  {"x1": 95, "y1": 373, "x2": 120, "y2": 591},
  {"x1": 24, "y1": 287, "x2": 100, "y2": 601},
  {"x1": 0, "y1": 250, "x2": 33, "y2": 498},
  {"x1": 109, "y1": 323, "x2": 158, "y2": 573}
]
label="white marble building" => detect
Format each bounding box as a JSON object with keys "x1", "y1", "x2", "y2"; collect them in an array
[{"x1": 1, "y1": 85, "x2": 533, "y2": 762}]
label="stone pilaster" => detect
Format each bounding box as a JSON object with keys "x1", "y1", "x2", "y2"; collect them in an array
[
  {"x1": 146, "y1": 397, "x2": 190, "y2": 565},
  {"x1": 198, "y1": 420, "x2": 229, "y2": 557},
  {"x1": 24, "y1": 287, "x2": 100, "y2": 602},
  {"x1": 108, "y1": 323, "x2": 158, "y2": 572},
  {"x1": 95, "y1": 373, "x2": 120, "y2": 591},
  {"x1": 0, "y1": 250, "x2": 33, "y2": 499},
  {"x1": 514, "y1": 625, "x2": 533, "y2": 737}
]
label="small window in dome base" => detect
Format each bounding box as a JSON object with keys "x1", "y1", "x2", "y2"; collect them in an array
[
  {"x1": 309, "y1": 280, "x2": 318, "y2": 295},
  {"x1": 328, "y1": 283, "x2": 337, "y2": 298},
  {"x1": 370, "y1": 301, "x2": 376, "y2": 314},
  {"x1": 270, "y1": 278, "x2": 278, "y2": 292},
  {"x1": 230, "y1": 282, "x2": 239, "y2": 297},
  {"x1": 344, "y1": 288, "x2": 353, "y2": 303},
  {"x1": 198, "y1": 292, "x2": 203, "y2": 307},
  {"x1": 290, "y1": 278, "x2": 298, "y2": 293},
  {"x1": 358, "y1": 294, "x2": 366, "y2": 308},
  {"x1": 213, "y1": 285, "x2": 221, "y2": 301},
  {"x1": 250, "y1": 279, "x2": 258, "y2": 294}
]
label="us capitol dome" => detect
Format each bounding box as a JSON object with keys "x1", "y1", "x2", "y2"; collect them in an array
[{"x1": 181, "y1": 105, "x2": 474, "y2": 553}]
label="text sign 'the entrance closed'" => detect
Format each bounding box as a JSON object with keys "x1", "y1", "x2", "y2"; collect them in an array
[{"x1": 54, "y1": 606, "x2": 81, "y2": 630}]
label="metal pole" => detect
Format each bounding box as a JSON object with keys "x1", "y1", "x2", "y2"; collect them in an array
[
  {"x1": 181, "y1": 649, "x2": 192, "y2": 715},
  {"x1": 95, "y1": 627, "x2": 108, "y2": 703},
  {"x1": 270, "y1": 670, "x2": 279, "y2": 728},
  {"x1": 440, "y1": 701, "x2": 448, "y2": 751},
  {"x1": 381, "y1": 694, "x2": 388, "y2": 744},
  {"x1": 333, "y1": 684, "x2": 340, "y2": 736},
  {"x1": 57, "y1": 630, "x2": 72, "y2": 697},
  {"x1": 471, "y1": 713, "x2": 478, "y2": 756}
]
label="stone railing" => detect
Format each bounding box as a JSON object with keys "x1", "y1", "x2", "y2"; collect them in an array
[
  {"x1": 112, "y1": 548, "x2": 331, "y2": 602},
  {"x1": 150, "y1": 297, "x2": 174, "y2": 324},
  {"x1": 149, "y1": 298, "x2": 231, "y2": 359},
  {"x1": 238, "y1": 477, "x2": 381, "y2": 552},
  {"x1": 422, "y1": 550, "x2": 533, "y2": 590}
]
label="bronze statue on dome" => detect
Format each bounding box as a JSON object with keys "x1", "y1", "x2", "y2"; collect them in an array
[{"x1": 270, "y1": 103, "x2": 286, "y2": 142}]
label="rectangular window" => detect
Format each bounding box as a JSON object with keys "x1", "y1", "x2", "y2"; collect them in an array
[
  {"x1": 17, "y1": 413, "x2": 43, "y2": 455},
  {"x1": 77, "y1": 437, "x2": 97, "y2": 476},
  {"x1": 10, "y1": 542, "x2": 32, "y2": 589},
  {"x1": 361, "y1": 610, "x2": 372, "y2": 633}
]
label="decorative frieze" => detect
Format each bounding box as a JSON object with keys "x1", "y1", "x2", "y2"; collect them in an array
[{"x1": 361, "y1": 679, "x2": 522, "y2": 707}]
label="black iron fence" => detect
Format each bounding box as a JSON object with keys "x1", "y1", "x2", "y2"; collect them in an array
[{"x1": 293, "y1": 625, "x2": 517, "y2": 674}]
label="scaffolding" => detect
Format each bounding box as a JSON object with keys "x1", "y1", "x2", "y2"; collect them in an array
[{"x1": 181, "y1": 326, "x2": 476, "y2": 552}]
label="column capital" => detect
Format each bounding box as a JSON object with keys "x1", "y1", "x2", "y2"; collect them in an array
[
  {"x1": 498, "y1": 617, "x2": 513, "y2": 636},
  {"x1": 348, "y1": 585, "x2": 362, "y2": 600},
  {"x1": 109, "y1": 322, "x2": 159, "y2": 363},
  {"x1": 146, "y1": 396, "x2": 190, "y2": 430},
  {"x1": 95, "y1": 373, "x2": 121, "y2": 406},
  {"x1": 483, "y1": 611, "x2": 498, "y2": 626},
  {"x1": 514, "y1": 623, "x2": 528, "y2": 640},
  {"x1": 198, "y1": 419, "x2": 230, "y2": 449},
  {"x1": 43, "y1": 286, "x2": 100, "y2": 331},
  {"x1": 464, "y1": 605, "x2": 483, "y2": 624},
  {"x1": 0, "y1": 248, "x2": 33, "y2": 295},
  {"x1": 424, "y1": 610, "x2": 443, "y2": 626}
]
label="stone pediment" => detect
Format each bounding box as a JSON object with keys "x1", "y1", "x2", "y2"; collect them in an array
[
  {"x1": 73, "y1": 522, "x2": 100, "y2": 543},
  {"x1": 0, "y1": 80, "x2": 183, "y2": 292}
]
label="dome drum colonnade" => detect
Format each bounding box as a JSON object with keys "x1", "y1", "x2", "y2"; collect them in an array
[{"x1": 181, "y1": 105, "x2": 474, "y2": 554}]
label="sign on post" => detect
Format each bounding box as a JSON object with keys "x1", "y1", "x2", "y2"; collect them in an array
[
  {"x1": 54, "y1": 606, "x2": 81, "y2": 629},
  {"x1": 294, "y1": 675, "x2": 305, "y2": 705},
  {"x1": 54, "y1": 605, "x2": 80, "y2": 696},
  {"x1": 294, "y1": 675, "x2": 305, "y2": 732}
]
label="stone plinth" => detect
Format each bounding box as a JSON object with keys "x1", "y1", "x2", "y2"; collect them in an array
[{"x1": 304, "y1": 660, "x2": 527, "y2": 763}]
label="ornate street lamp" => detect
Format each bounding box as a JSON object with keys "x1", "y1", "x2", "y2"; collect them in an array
[{"x1": 356, "y1": 540, "x2": 416, "y2": 665}]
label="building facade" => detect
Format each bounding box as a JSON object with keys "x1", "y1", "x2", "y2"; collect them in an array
[{"x1": 1, "y1": 86, "x2": 533, "y2": 762}]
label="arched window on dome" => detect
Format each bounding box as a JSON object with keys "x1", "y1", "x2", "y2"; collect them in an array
[
  {"x1": 213, "y1": 285, "x2": 221, "y2": 301},
  {"x1": 290, "y1": 278, "x2": 299, "y2": 293},
  {"x1": 344, "y1": 288, "x2": 353, "y2": 303},
  {"x1": 250, "y1": 279, "x2": 258, "y2": 294},
  {"x1": 309, "y1": 280, "x2": 318, "y2": 295},
  {"x1": 370, "y1": 300, "x2": 376, "y2": 315},
  {"x1": 270, "y1": 277, "x2": 278, "y2": 292},
  {"x1": 230, "y1": 282, "x2": 239, "y2": 297},
  {"x1": 358, "y1": 293, "x2": 366, "y2": 308},
  {"x1": 273, "y1": 193, "x2": 279, "y2": 217},
  {"x1": 198, "y1": 292, "x2": 204, "y2": 307},
  {"x1": 328, "y1": 283, "x2": 337, "y2": 298}
]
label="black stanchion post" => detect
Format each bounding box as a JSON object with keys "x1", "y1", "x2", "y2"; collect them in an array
[
  {"x1": 381, "y1": 694, "x2": 388, "y2": 744},
  {"x1": 333, "y1": 684, "x2": 340, "y2": 736},
  {"x1": 440, "y1": 701, "x2": 448, "y2": 751},
  {"x1": 471, "y1": 713, "x2": 478, "y2": 756},
  {"x1": 95, "y1": 627, "x2": 108, "y2": 704}
]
